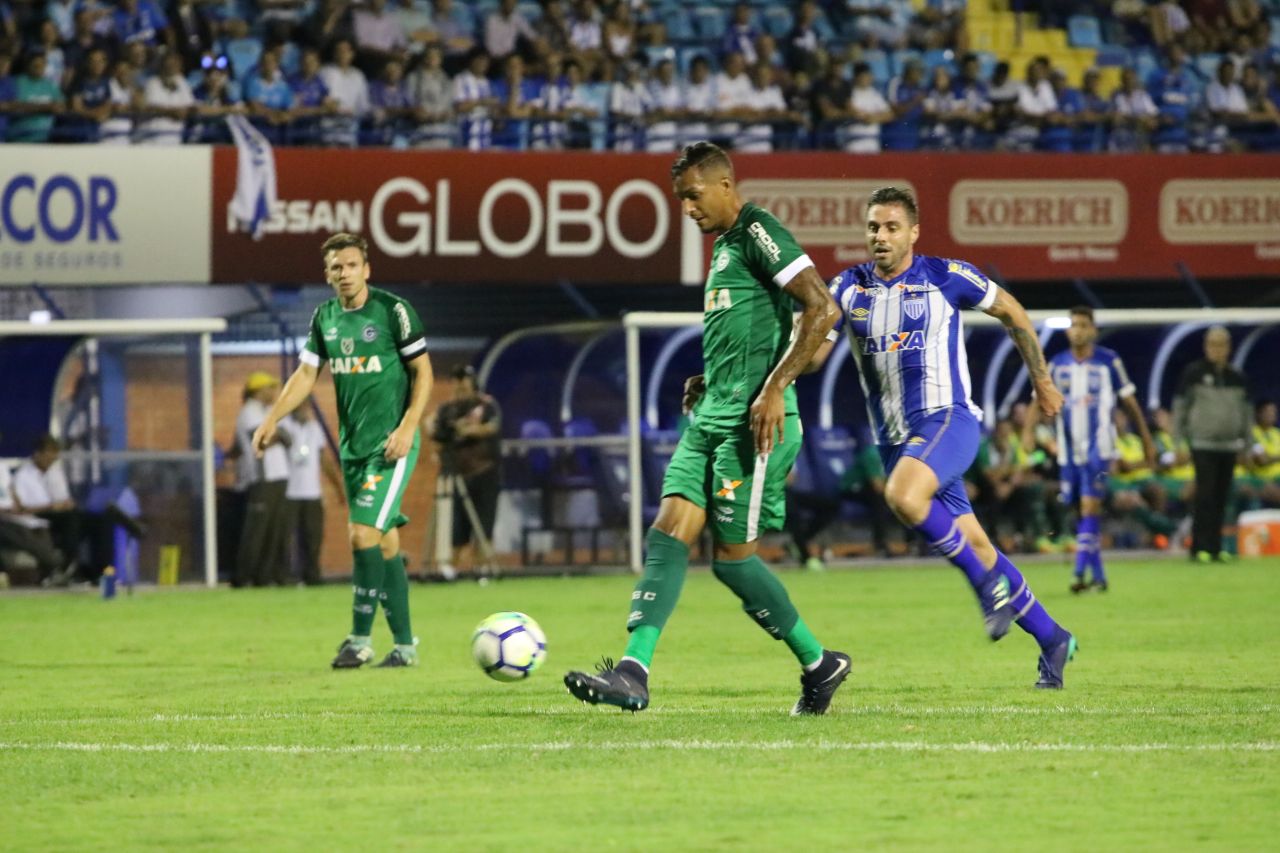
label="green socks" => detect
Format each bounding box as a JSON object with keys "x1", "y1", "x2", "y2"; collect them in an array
[
  {"x1": 350, "y1": 546, "x2": 385, "y2": 637},
  {"x1": 380, "y1": 553, "x2": 415, "y2": 646},
  {"x1": 621, "y1": 528, "x2": 691, "y2": 669},
  {"x1": 713, "y1": 554, "x2": 823, "y2": 666}
]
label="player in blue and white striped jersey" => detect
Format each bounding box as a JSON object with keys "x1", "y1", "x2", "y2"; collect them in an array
[
  {"x1": 807, "y1": 186, "x2": 1077, "y2": 688},
  {"x1": 1024, "y1": 305, "x2": 1156, "y2": 593}
]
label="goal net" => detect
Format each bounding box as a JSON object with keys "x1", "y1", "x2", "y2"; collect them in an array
[{"x1": 0, "y1": 319, "x2": 225, "y2": 587}]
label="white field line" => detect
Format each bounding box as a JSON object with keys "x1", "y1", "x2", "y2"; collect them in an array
[
  {"x1": 0, "y1": 704, "x2": 1276, "y2": 726},
  {"x1": 0, "y1": 740, "x2": 1277, "y2": 756}
]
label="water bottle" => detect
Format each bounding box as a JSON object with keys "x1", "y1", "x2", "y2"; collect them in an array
[{"x1": 101, "y1": 565, "x2": 117, "y2": 600}]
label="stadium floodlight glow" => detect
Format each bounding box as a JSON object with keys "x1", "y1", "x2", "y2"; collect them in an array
[
  {"x1": 28, "y1": 310, "x2": 52, "y2": 324},
  {"x1": 1043, "y1": 316, "x2": 1071, "y2": 330}
]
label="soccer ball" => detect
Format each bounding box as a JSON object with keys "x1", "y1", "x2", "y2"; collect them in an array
[{"x1": 471, "y1": 612, "x2": 547, "y2": 682}]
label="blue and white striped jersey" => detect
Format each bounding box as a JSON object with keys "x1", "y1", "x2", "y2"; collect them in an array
[
  {"x1": 1048, "y1": 345, "x2": 1136, "y2": 465},
  {"x1": 829, "y1": 255, "x2": 997, "y2": 446}
]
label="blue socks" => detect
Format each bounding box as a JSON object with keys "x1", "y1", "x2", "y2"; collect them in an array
[
  {"x1": 914, "y1": 500, "x2": 988, "y2": 593},
  {"x1": 994, "y1": 552, "x2": 1061, "y2": 650},
  {"x1": 1075, "y1": 514, "x2": 1106, "y2": 583}
]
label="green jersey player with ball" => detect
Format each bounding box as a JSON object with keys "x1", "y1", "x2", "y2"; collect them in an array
[
  {"x1": 252, "y1": 232, "x2": 434, "y2": 669},
  {"x1": 565, "y1": 142, "x2": 852, "y2": 715}
]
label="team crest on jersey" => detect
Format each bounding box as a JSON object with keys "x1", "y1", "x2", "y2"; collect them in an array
[
  {"x1": 903, "y1": 295, "x2": 926, "y2": 320},
  {"x1": 714, "y1": 251, "x2": 730, "y2": 272},
  {"x1": 362, "y1": 324, "x2": 378, "y2": 343},
  {"x1": 340, "y1": 338, "x2": 354, "y2": 355}
]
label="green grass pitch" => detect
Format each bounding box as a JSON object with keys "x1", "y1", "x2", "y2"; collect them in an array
[{"x1": 2, "y1": 557, "x2": 1277, "y2": 851}]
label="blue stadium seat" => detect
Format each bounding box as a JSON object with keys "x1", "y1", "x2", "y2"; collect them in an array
[
  {"x1": 762, "y1": 6, "x2": 793, "y2": 39},
  {"x1": 692, "y1": 6, "x2": 728, "y2": 41},
  {"x1": 223, "y1": 37, "x2": 263, "y2": 82},
  {"x1": 1067, "y1": 15, "x2": 1103, "y2": 49},
  {"x1": 1272, "y1": 17, "x2": 1280, "y2": 48},
  {"x1": 922, "y1": 48, "x2": 955, "y2": 74},
  {"x1": 516, "y1": 1, "x2": 542, "y2": 23},
  {"x1": 1193, "y1": 52, "x2": 1222, "y2": 82},
  {"x1": 643, "y1": 45, "x2": 677, "y2": 68},
  {"x1": 891, "y1": 49, "x2": 922, "y2": 76},
  {"x1": 661, "y1": 7, "x2": 695, "y2": 42},
  {"x1": 864, "y1": 49, "x2": 891, "y2": 84},
  {"x1": 812, "y1": 8, "x2": 836, "y2": 41}
]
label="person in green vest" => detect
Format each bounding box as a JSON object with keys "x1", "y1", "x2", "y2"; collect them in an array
[
  {"x1": 1245, "y1": 401, "x2": 1280, "y2": 508},
  {"x1": 1110, "y1": 407, "x2": 1176, "y2": 543}
]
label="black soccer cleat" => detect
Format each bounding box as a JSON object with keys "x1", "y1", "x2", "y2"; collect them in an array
[
  {"x1": 978, "y1": 571, "x2": 1016, "y2": 641},
  {"x1": 791, "y1": 651, "x2": 852, "y2": 716},
  {"x1": 1069, "y1": 578, "x2": 1090, "y2": 594},
  {"x1": 331, "y1": 638, "x2": 374, "y2": 669},
  {"x1": 564, "y1": 658, "x2": 649, "y2": 712},
  {"x1": 374, "y1": 648, "x2": 417, "y2": 668},
  {"x1": 1034, "y1": 631, "x2": 1078, "y2": 689}
]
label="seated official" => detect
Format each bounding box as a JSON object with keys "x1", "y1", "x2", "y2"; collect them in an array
[{"x1": 0, "y1": 456, "x2": 67, "y2": 584}]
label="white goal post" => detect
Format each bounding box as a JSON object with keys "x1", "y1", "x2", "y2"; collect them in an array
[
  {"x1": 622, "y1": 307, "x2": 1280, "y2": 573},
  {"x1": 0, "y1": 318, "x2": 227, "y2": 587}
]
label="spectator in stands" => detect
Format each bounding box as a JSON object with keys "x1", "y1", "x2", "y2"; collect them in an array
[
  {"x1": 428, "y1": 364, "x2": 502, "y2": 582},
  {"x1": 63, "y1": 9, "x2": 115, "y2": 82},
  {"x1": 603, "y1": 0, "x2": 637, "y2": 62},
  {"x1": 884, "y1": 58, "x2": 926, "y2": 150},
  {"x1": 532, "y1": 55, "x2": 595, "y2": 148},
  {"x1": 735, "y1": 62, "x2": 794, "y2": 152},
  {"x1": 712, "y1": 50, "x2": 751, "y2": 146},
  {"x1": 113, "y1": 0, "x2": 173, "y2": 53},
  {"x1": 1150, "y1": 43, "x2": 1198, "y2": 152},
  {"x1": 811, "y1": 58, "x2": 852, "y2": 147},
  {"x1": 234, "y1": 372, "x2": 293, "y2": 586},
  {"x1": 139, "y1": 50, "x2": 193, "y2": 144},
  {"x1": 784, "y1": 68, "x2": 814, "y2": 144},
  {"x1": 118, "y1": 40, "x2": 151, "y2": 90},
  {"x1": 288, "y1": 46, "x2": 336, "y2": 145},
  {"x1": 0, "y1": 453, "x2": 66, "y2": 586},
  {"x1": 9, "y1": 52, "x2": 65, "y2": 142},
  {"x1": 916, "y1": 0, "x2": 965, "y2": 50},
  {"x1": 841, "y1": 60, "x2": 892, "y2": 152},
  {"x1": 986, "y1": 59, "x2": 1019, "y2": 141},
  {"x1": 100, "y1": 57, "x2": 141, "y2": 143},
  {"x1": 407, "y1": 43, "x2": 454, "y2": 148},
  {"x1": 1174, "y1": 326, "x2": 1253, "y2": 562},
  {"x1": 302, "y1": 0, "x2": 355, "y2": 58},
  {"x1": 952, "y1": 53, "x2": 994, "y2": 147},
  {"x1": 395, "y1": 0, "x2": 436, "y2": 59},
  {"x1": 67, "y1": 47, "x2": 114, "y2": 142},
  {"x1": 367, "y1": 56, "x2": 414, "y2": 144},
  {"x1": 645, "y1": 56, "x2": 682, "y2": 152},
  {"x1": 680, "y1": 54, "x2": 715, "y2": 147},
  {"x1": 245, "y1": 48, "x2": 295, "y2": 142},
  {"x1": 34, "y1": 19, "x2": 68, "y2": 90},
  {"x1": 1040, "y1": 68, "x2": 1080, "y2": 152},
  {"x1": 190, "y1": 52, "x2": 242, "y2": 143},
  {"x1": 848, "y1": 0, "x2": 911, "y2": 50},
  {"x1": 1073, "y1": 69, "x2": 1111, "y2": 151},
  {"x1": 609, "y1": 59, "x2": 650, "y2": 150},
  {"x1": 568, "y1": 0, "x2": 604, "y2": 72},
  {"x1": 1187, "y1": 0, "x2": 1232, "y2": 53},
  {"x1": 453, "y1": 47, "x2": 495, "y2": 149},
  {"x1": 1206, "y1": 57, "x2": 1250, "y2": 151},
  {"x1": 484, "y1": 0, "x2": 536, "y2": 66},
  {"x1": 353, "y1": 0, "x2": 408, "y2": 71},
  {"x1": 171, "y1": 0, "x2": 218, "y2": 70},
  {"x1": 319, "y1": 38, "x2": 370, "y2": 145},
  {"x1": 221, "y1": 17, "x2": 264, "y2": 81},
  {"x1": 922, "y1": 62, "x2": 962, "y2": 149},
  {"x1": 258, "y1": 0, "x2": 312, "y2": 40},
  {"x1": 430, "y1": 0, "x2": 477, "y2": 73},
  {"x1": 1110, "y1": 66, "x2": 1159, "y2": 151},
  {"x1": 785, "y1": 0, "x2": 822, "y2": 75},
  {"x1": 494, "y1": 53, "x2": 537, "y2": 147},
  {"x1": 1239, "y1": 61, "x2": 1280, "y2": 149},
  {"x1": 46, "y1": 0, "x2": 76, "y2": 41},
  {"x1": 1149, "y1": 0, "x2": 1192, "y2": 48},
  {"x1": 279, "y1": 399, "x2": 340, "y2": 586},
  {"x1": 1247, "y1": 401, "x2": 1280, "y2": 507},
  {"x1": 1008, "y1": 56, "x2": 1056, "y2": 151},
  {"x1": 535, "y1": 0, "x2": 572, "y2": 59},
  {"x1": 721, "y1": 4, "x2": 758, "y2": 64}
]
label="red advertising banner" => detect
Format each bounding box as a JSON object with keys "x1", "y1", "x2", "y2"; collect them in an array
[
  {"x1": 210, "y1": 150, "x2": 1280, "y2": 285},
  {"x1": 209, "y1": 148, "x2": 684, "y2": 285}
]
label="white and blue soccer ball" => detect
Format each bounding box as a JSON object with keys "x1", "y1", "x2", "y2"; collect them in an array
[{"x1": 471, "y1": 612, "x2": 547, "y2": 682}]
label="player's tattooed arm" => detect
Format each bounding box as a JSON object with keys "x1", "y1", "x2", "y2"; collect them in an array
[
  {"x1": 985, "y1": 286, "x2": 1063, "y2": 419},
  {"x1": 751, "y1": 267, "x2": 839, "y2": 454}
]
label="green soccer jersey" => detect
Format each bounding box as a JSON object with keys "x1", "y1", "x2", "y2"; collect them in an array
[
  {"x1": 301, "y1": 287, "x2": 427, "y2": 460},
  {"x1": 695, "y1": 202, "x2": 812, "y2": 432}
]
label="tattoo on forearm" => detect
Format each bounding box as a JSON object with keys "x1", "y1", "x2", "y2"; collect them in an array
[
  {"x1": 770, "y1": 308, "x2": 832, "y2": 388},
  {"x1": 1010, "y1": 326, "x2": 1048, "y2": 381}
]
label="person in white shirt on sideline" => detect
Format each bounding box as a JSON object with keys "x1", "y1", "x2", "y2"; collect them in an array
[
  {"x1": 279, "y1": 399, "x2": 343, "y2": 586},
  {"x1": 234, "y1": 372, "x2": 292, "y2": 587},
  {"x1": 0, "y1": 452, "x2": 65, "y2": 585}
]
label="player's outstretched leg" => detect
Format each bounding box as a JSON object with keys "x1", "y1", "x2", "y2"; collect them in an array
[
  {"x1": 991, "y1": 551, "x2": 1077, "y2": 688},
  {"x1": 376, "y1": 552, "x2": 418, "y2": 667},
  {"x1": 564, "y1": 527, "x2": 689, "y2": 711},
  {"x1": 711, "y1": 554, "x2": 851, "y2": 715},
  {"x1": 332, "y1": 544, "x2": 384, "y2": 669},
  {"x1": 910, "y1": 499, "x2": 1016, "y2": 640}
]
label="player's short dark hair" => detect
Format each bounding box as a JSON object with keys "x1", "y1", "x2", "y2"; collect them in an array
[
  {"x1": 866, "y1": 187, "x2": 918, "y2": 223},
  {"x1": 321, "y1": 232, "x2": 368, "y2": 261},
  {"x1": 33, "y1": 434, "x2": 60, "y2": 455},
  {"x1": 671, "y1": 141, "x2": 733, "y2": 181},
  {"x1": 1070, "y1": 305, "x2": 1095, "y2": 323}
]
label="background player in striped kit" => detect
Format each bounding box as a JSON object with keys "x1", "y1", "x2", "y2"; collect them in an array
[
  {"x1": 1023, "y1": 306, "x2": 1156, "y2": 593},
  {"x1": 809, "y1": 186, "x2": 1077, "y2": 688}
]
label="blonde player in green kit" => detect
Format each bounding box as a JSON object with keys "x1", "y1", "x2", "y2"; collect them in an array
[
  {"x1": 564, "y1": 142, "x2": 852, "y2": 715},
  {"x1": 252, "y1": 233, "x2": 434, "y2": 669}
]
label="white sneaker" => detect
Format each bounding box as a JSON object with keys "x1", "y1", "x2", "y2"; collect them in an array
[{"x1": 438, "y1": 564, "x2": 458, "y2": 582}]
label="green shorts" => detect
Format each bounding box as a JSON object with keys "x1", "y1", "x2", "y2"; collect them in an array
[
  {"x1": 342, "y1": 431, "x2": 420, "y2": 532},
  {"x1": 661, "y1": 414, "x2": 801, "y2": 544}
]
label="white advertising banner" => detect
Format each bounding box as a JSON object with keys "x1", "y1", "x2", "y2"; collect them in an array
[{"x1": 0, "y1": 146, "x2": 211, "y2": 285}]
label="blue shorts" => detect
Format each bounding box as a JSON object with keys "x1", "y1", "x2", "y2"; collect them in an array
[
  {"x1": 1060, "y1": 460, "x2": 1109, "y2": 504},
  {"x1": 878, "y1": 406, "x2": 979, "y2": 518}
]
